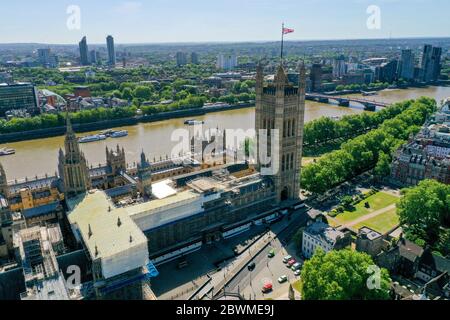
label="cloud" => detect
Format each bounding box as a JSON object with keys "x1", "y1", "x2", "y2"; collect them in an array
[{"x1": 113, "y1": 1, "x2": 143, "y2": 15}]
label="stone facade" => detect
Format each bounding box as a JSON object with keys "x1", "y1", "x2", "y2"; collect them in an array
[{"x1": 255, "y1": 63, "x2": 306, "y2": 201}]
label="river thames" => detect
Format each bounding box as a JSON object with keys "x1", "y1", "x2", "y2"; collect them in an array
[{"x1": 0, "y1": 86, "x2": 449, "y2": 181}]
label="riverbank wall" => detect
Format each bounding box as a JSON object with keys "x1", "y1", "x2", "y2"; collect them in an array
[{"x1": 0, "y1": 103, "x2": 255, "y2": 144}]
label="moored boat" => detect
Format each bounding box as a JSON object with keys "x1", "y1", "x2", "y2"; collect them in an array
[
  {"x1": 110, "y1": 130, "x2": 128, "y2": 138},
  {"x1": 184, "y1": 119, "x2": 204, "y2": 125},
  {"x1": 0, "y1": 147, "x2": 15, "y2": 156},
  {"x1": 78, "y1": 134, "x2": 107, "y2": 143}
]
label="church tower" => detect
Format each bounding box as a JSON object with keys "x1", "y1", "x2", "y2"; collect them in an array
[
  {"x1": 137, "y1": 151, "x2": 152, "y2": 198},
  {"x1": 59, "y1": 113, "x2": 91, "y2": 197},
  {"x1": 255, "y1": 63, "x2": 306, "y2": 202}
]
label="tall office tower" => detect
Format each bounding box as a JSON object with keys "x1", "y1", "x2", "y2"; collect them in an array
[
  {"x1": 58, "y1": 113, "x2": 91, "y2": 197},
  {"x1": 37, "y1": 48, "x2": 58, "y2": 68},
  {"x1": 89, "y1": 50, "x2": 98, "y2": 65},
  {"x1": 255, "y1": 63, "x2": 306, "y2": 202},
  {"x1": 176, "y1": 52, "x2": 188, "y2": 66},
  {"x1": 217, "y1": 54, "x2": 238, "y2": 70},
  {"x1": 332, "y1": 55, "x2": 347, "y2": 78},
  {"x1": 107, "y1": 35, "x2": 116, "y2": 66},
  {"x1": 398, "y1": 49, "x2": 415, "y2": 81},
  {"x1": 191, "y1": 52, "x2": 199, "y2": 64},
  {"x1": 310, "y1": 63, "x2": 323, "y2": 92},
  {"x1": 420, "y1": 44, "x2": 434, "y2": 82},
  {"x1": 431, "y1": 47, "x2": 443, "y2": 82},
  {"x1": 79, "y1": 36, "x2": 90, "y2": 66}
]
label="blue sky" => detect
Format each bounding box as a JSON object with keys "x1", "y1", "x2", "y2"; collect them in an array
[{"x1": 0, "y1": 0, "x2": 449, "y2": 44}]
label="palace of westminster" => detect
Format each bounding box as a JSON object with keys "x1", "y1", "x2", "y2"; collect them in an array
[{"x1": 0, "y1": 63, "x2": 306, "y2": 300}]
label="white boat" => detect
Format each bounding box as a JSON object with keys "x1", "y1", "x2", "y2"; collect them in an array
[
  {"x1": 78, "y1": 134, "x2": 107, "y2": 143},
  {"x1": 0, "y1": 147, "x2": 15, "y2": 156},
  {"x1": 110, "y1": 130, "x2": 128, "y2": 138},
  {"x1": 184, "y1": 119, "x2": 204, "y2": 126}
]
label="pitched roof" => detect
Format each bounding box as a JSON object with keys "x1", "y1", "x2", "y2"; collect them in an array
[{"x1": 399, "y1": 239, "x2": 424, "y2": 262}]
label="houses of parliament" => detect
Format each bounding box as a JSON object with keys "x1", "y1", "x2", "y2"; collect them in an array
[{"x1": 0, "y1": 63, "x2": 306, "y2": 299}]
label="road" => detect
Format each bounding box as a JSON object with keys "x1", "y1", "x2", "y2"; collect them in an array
[{"x1": 222, "y1": 209, "x2": 310, "y2": 299}]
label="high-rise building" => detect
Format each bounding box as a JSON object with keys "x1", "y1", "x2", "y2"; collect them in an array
[
  {"x1": 217, "y1": 54, "x2": 238, "y2": 70},
  {"x1": 420, "y1": 45, "x2": 433, "y2": 82},
  {"x1": 431, "y1": 47, "x2": 443, "y2": 82},
  {"x1": 0, "y1": 83, "x2": 39, "y2": 116},
  {"x1": 106, "y1": 35, "x2": 116, "y2": 66},
  {"x1": 332, "y1": 55, "x2": 347, "y2": 78},
  {"x1": 176, "y1": 52, "x2": 188, "y2": 66},
  {"x1": 420, "y1": 45, "x2": 442, "y2": 82},
  {"x1": 255, "y1": 63, "x2": 306, "y2": 201},
  {"x1": 58, "y1": 113, "x2": 91, "y2": 197},
  {"x1": 376, "y1": 60, "x2": 398, "y2": 83},
  {"x1": 398, "y1": 49, "x2": 415, "y2": 81},
  {"x1": 37, "y1": 48, "x2": 58, "y2": 68},
  {"x1": 79, "y1": 36, "x2": 90, "y2": 66},
  {"x1": 310, "y1": 63, "x2": 323, "y2": 92},
  {"x1": 89, "y1": 50, "x2": 98, "y2": 65},
  {"x1": 191, "y1": 52, "x2": 199, "y2": 65}
]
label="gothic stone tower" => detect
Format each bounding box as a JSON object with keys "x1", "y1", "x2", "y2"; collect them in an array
[
  {"x1": 106, "y1": 145, "x2": 126, "y2": 176},
  {"x1": 255, "y1": 63, "x2": 306, "y2": 202},
  {"x1": 137, "y1": 151, "x2": 152, "y2": 198},
  {"x1": 59, "y1": 113, "x2": 91, "y2": 197}
]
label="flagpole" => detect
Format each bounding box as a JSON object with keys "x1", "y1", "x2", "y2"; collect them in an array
[{"x1": 281, "y1": 22, "x2": 284, "y2": 63}]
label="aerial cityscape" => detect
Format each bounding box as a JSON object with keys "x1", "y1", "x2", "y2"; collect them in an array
[{"x1": 0, "y1": 0, "x2": 449, "y2": 307}]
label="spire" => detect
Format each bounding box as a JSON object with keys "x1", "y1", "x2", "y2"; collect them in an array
[
  {"x1": 140, "y1": 149, "x2": 146, "y2": 165},
  {"x1": 65, "y1": 109, "x2": 73, "y2": 133},
  {"x1": 275, "y1": 64, "x2": 287, "y2": 88}
]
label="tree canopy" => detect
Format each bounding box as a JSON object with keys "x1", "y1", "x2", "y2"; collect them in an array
[
  {"x1": 301, "y1": 249, "x2": 391, "y2": 300},
  {"x1": 397, "y1": 179, "x2": 450, "y2": 256}
]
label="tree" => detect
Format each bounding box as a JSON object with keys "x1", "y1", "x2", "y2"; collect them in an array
[
  {"x1": 397, "y1": 179, "x2": 450, "y2": 250},
  {"x1": 133, "y1": 86, "x2": 152, "y2": 101},
  {"x1": 301, "y1": 249, "x2": 391, "y2": 300},
  {"x1": 374, "y1": 152, "x2": 391, "y2": 178}
]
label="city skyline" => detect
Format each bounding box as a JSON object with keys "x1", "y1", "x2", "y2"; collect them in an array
[{"x1": 1, "y1": 0, "x2": 449, "y2": 44}]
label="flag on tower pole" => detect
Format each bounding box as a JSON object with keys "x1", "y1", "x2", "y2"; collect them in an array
[{"x1": 281, "y1": 23, "x2": 294, "y2": 61}]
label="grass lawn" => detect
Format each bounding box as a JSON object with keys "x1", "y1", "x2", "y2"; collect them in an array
[
  {"x1": 335, "y1": 191, "x2": 399, "y2": 224},
  {"x1": 292, "y1": 280, "x2": 302, "y2": 293},
  {"x1": 353, "y1": 208, "x2": 400, "y2": 234}
]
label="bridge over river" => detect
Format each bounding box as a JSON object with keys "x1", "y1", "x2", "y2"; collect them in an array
[{"x1": 306, "y1": 93, "x2": 390, "y2": 111}]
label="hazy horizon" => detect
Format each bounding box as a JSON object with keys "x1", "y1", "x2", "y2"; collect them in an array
[{"x1": 1, "y1": 0, "x2": 449, "y2": 44}]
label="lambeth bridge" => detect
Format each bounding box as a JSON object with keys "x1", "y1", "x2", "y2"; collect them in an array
[{"x1": 306, "y1": 93, "x2": 389, "y2": 111}]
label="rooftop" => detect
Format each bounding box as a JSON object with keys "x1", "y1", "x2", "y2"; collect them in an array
[
  {"x1": 305, "y1": 221, "x2": 346, "y2": 245},
  {"x1": 67, "y1": 190, "x2": 148, "y2": 263}
]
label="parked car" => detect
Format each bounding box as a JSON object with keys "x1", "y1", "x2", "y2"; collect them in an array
[
  {"x1": 287, "y1": 259, "x2": 296, "y2": 267},
  {"x1": 262, "y1": 282, "x2": 273, "y2": 293},
  {"x1": 278, "y1": 275, "x2": 288, "y2": 283},
  {"x1": 283, "y1": 255, "x2": 292, "y2": 264},
  {"x1": 247, "y1": 262, "x2": 256, "y2": 271},
  {"x1": 294, "y1": 270, "x2": 301, "y2": 276},
  {"x1": 291, "y1": 262, "x2": 302, "y2": 271},
  {"x1": 268, "y1": 249, "x2": 275, "y2": 258}
]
